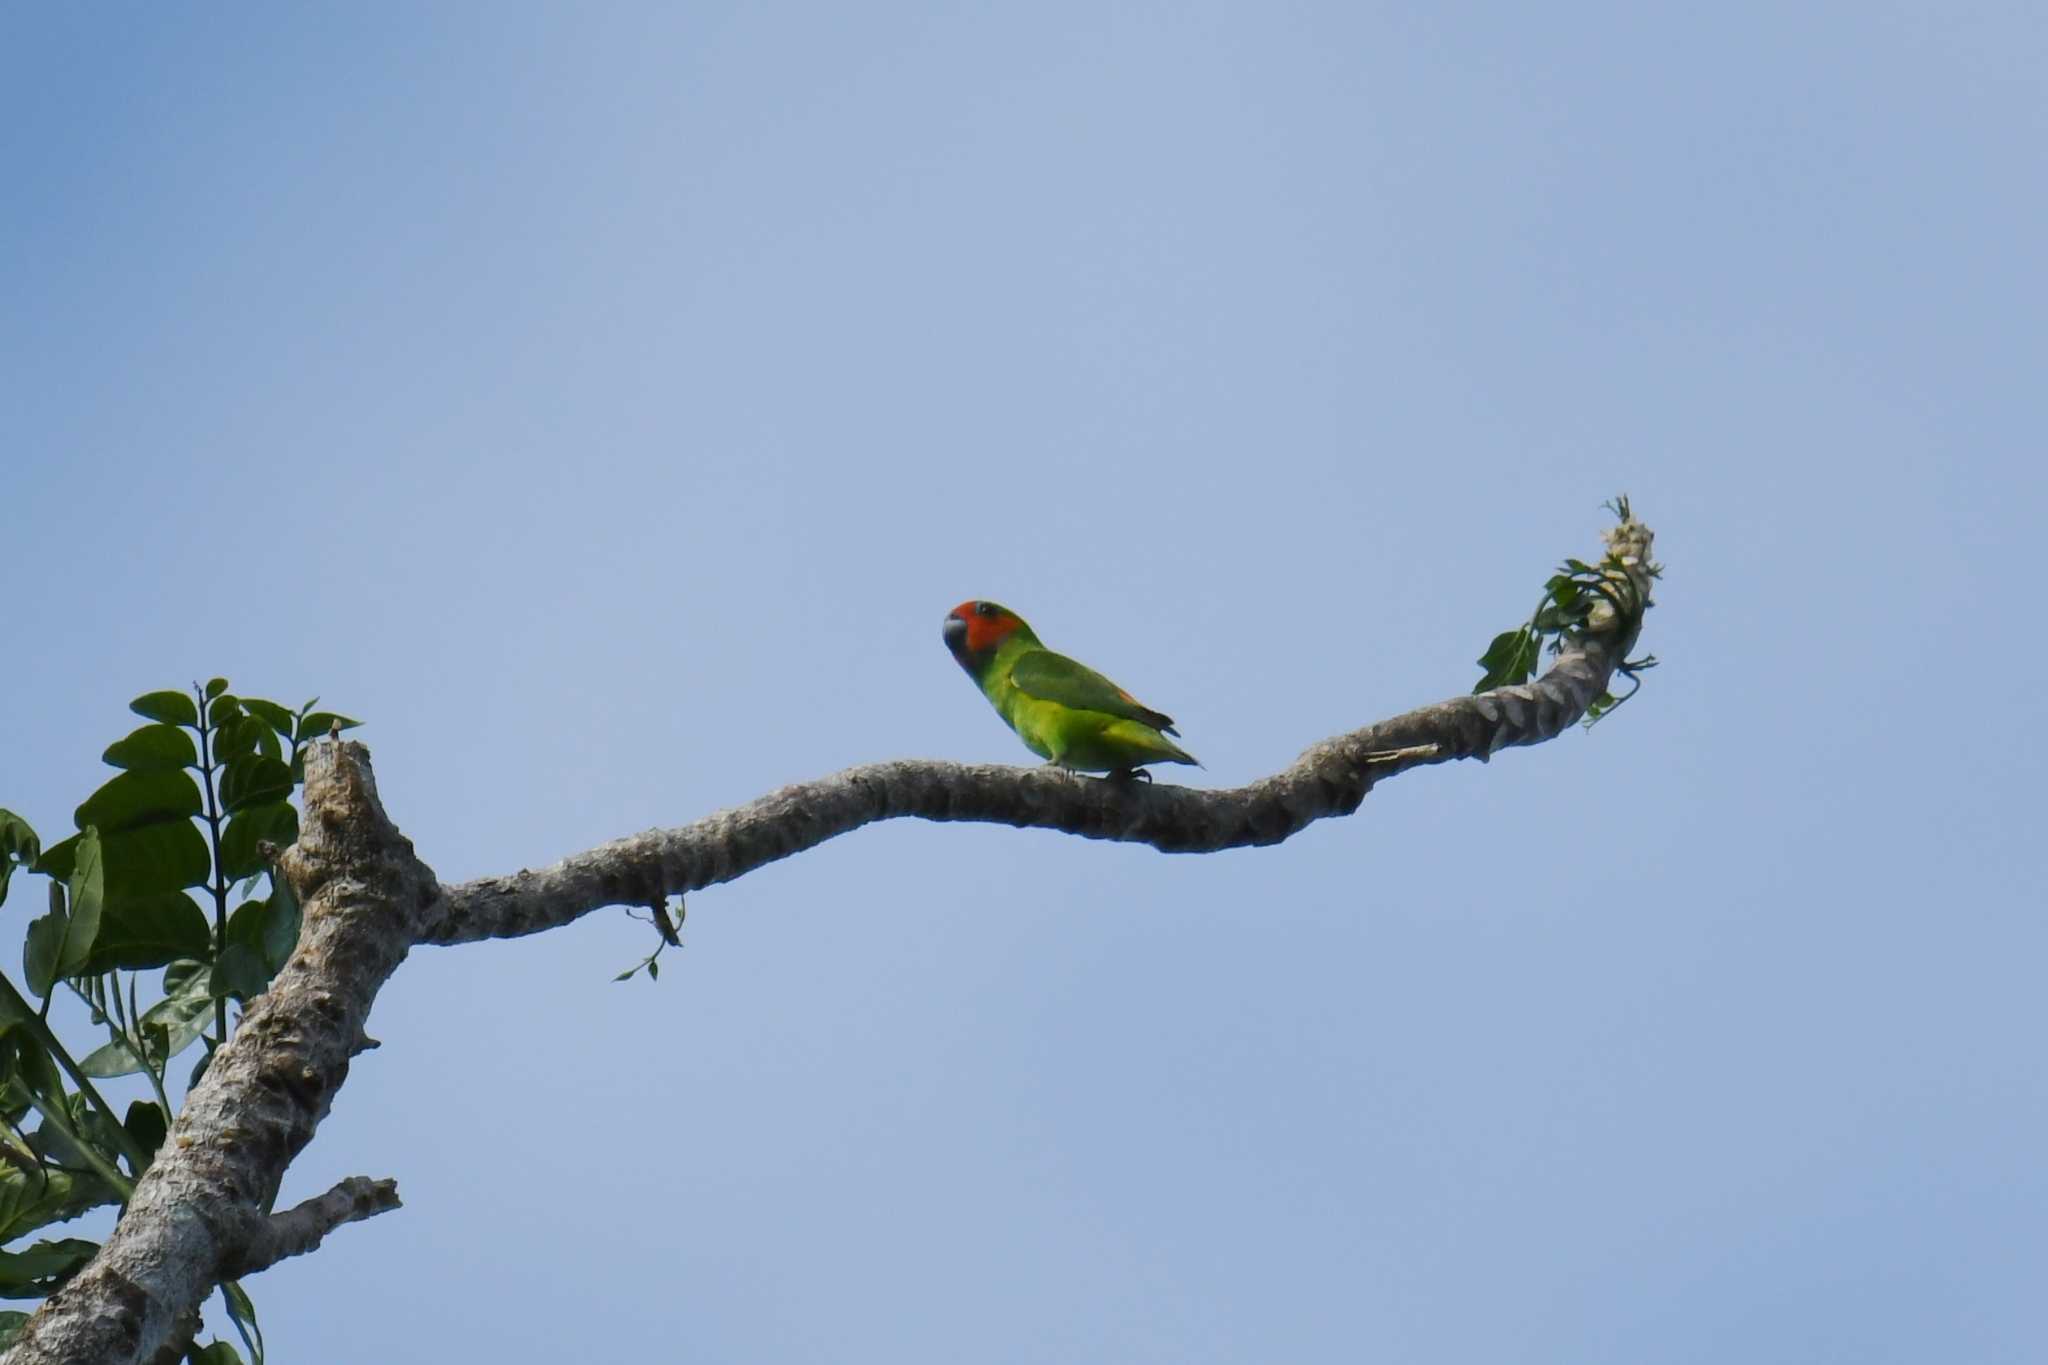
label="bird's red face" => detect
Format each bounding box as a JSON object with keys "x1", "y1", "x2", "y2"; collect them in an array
[{"x1": 943, "y1": 600, "x2": 1024, "y2": 669}]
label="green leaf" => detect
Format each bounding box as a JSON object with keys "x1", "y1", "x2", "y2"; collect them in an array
[
  {"x1": 1476, "y1": 627, "x2": 1527, "y2": 672},
  {"x1": 101, "y1": 723, "x2": 200, "y2": 772},
  {"x1": 31, "y1": 833, "x2": 77, "y2": 881},
  {"x1": 224, "y1": 885, "x2": 298, "y2": 979},
  {"x1": 223, "y1": 901, "x2": 283, "y2": 996},
  {"x1": 0, "y1": 1237, "x2": 98, "y2": 1297},
  {"x1": 0, "y1": 1311, "x2": 26, "y2": 1350},
  {"x1": 188, "y1": 1342, "x2": 245, "y2": 1365},
  {"x1": 0, "y1": 810, "x2": 38, "y2": 907},
  {"x1": 130, "y1": 691, "x2": 198, "y2": 728},
  {"x1": 219, "y1": 756, "x2": 291, "y2": 814},
  {"x1": 77, "y1": 1035, "x2": 147, "y2": 1079},
  {"x1": 4, "y1": 1030, "x2": 63, "y2": 1105},
  {"x1": 123, "y1": 1100, "x2": 168, "y2": 1166},
  {"x1": 164, "y1": 958, "x2": 207, "y2": 997},
  {"x1": 23, "y1": 912, "x2": 65, "y2": 998},
  {"x1": 80, "y1": 891, "x2": 211, "y2": 973},
  {"x1": 0, "y1": 811, "x2": 39, "y2": 867},
  {"x1": 239, "y1": 698, "x2": 295, "y2": 738},
  {"x1": 58, "y1": 1093, "x2": 135, "y2": 1169},
  {"x1": 93, "y1": 821, "x2": 212, "y2": 900},
  {"x1": 295, "y1": 712, "x2": 362, "y2": 743},
  {"x1": 57, "y1": 828, "x2": 105, "y2": 977},
  {"x1": 222, "y1": 1279, "x2": 264, "y2": 1365},
  {"x1": 219, "y1": 803, "x2": 296, "y2": 881},
  {"x1": 132, "y1": 965, "x2": 214, "y2": 1070},
  {"x1": 226, "y1": 899, "x2": 265, "y2": 954},
  {"x1": 83, "y1": 826, "x2": 210, "y2": 912},
  {"x1": 261, "y1": 876, "x2": 300, "y2": 973},
  {"x1": 212, "y1": 944, "x2": 268, "y2": 1003},
  {"x1": 73, "y1": 770, "x2": 202, "y2": 836},
  {"x1": 0, "y1": 1163, "x2": 118, "y2": 1246},
  {"x1": 204, "y1": 678, "x2": 230, "y2": 700},
  {"x1": 1474, "y1": 626, "x2": 1541, "y2": 693},
  {"x1": 210, "y1": 714, "x2": 261, "y2": 764}
]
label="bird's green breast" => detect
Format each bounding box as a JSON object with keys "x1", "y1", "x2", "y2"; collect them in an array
[
  {"x1": 987, "y1": 670, "x2": 1189, "y2": 771},
  {"x1": 974, "y1": 638, "x2": 1194, "y2": 772}
]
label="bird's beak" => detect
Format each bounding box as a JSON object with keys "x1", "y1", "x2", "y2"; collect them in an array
[{"x1": 941, "y1": 612, "x2": 969, "y2": 663}]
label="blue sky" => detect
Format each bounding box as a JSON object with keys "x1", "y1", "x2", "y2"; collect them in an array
[{"x1": 3, "y1": 3, "x2": 2043, "y2": 1361}]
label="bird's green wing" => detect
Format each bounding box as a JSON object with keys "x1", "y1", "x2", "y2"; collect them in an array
[{"x1": 1010, "y1": 650, "x2": 1180, "y2": 734}]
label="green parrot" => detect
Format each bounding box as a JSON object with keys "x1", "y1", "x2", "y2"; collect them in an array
[{"x1": 942, "y1": 600, "x2": 1198, "y2": 776}]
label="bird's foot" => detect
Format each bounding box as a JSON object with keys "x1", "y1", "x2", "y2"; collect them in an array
[{"x1": 1104, "y1": 767, "x2": 1153, "y2": 786}]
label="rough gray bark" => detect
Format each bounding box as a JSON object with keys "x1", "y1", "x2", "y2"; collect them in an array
[
  {"x1": 4, "y1": 515, "x2": 1654, "y2": 1365},
  {"x1": 4, "y1": 746, "x2": 434, "y2": 1365},
  {"x1": 422, "y1": 637, "x2": 1618, "y2": 945},
  {"x1": 225, "y1": 1176, "x2": 403, "y2": 1279}
]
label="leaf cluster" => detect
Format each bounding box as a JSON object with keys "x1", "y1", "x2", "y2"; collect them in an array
[
  {"x1": 1473, "y1": 496, "x2": 1663, "y2": 726},
  {"x1": 0, "y1": 680, "x2": 358, "y2": 1362}
]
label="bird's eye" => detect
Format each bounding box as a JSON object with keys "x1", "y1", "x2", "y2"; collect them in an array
[{"x1": 975, "y1": 602, "x2": 997, "y2": 619}]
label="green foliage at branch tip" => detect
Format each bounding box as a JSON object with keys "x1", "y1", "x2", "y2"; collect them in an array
[
  {"x1": 614, "y1": 898, "x2": 685, "y2": 983},
  {"x1": 0, "y1": 678, "x2": 360, "y2": 1355},
  {"x1": 1473, "y1": 496, "x2": 1663, "y2": 727}
]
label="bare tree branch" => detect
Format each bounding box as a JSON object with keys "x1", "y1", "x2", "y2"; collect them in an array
[
  {"x1": 421, "y1": 635, "x2": 1621, "y2": 946},
  {"x1": 3, "y1": 745, "x2": 432, "y2": 1365},
  {"x1": 5, "y1": 512, "x2": 1655, "y2": 1364},
  {"x1": 226, "y1": 1176, "x2": 403, "y2": 1279}
]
